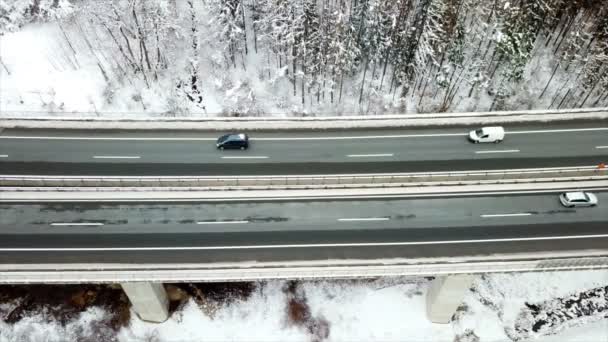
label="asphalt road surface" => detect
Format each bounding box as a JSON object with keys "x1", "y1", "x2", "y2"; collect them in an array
[
  {"x1": 1, "y1": 122, "x2": 607, "y2": 175},
  {"x1": 1, "y1": 190, "x2": 606, "y2": 264}
]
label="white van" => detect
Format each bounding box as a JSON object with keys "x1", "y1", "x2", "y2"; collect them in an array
[{"x1": 468, "y1": 126, "x2": 505, "y2": 143}]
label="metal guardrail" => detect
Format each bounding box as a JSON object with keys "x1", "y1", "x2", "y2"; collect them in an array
[{"x1": 2, "y1": 166, "x2": 607, "y2": 187}]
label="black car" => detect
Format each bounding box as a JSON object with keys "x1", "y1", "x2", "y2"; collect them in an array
[{"x1": 216, "y1": 133, "x2": 249, "y2": 150}]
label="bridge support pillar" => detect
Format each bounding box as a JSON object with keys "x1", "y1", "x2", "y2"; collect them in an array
[
  {"x1": 121, "y1": 282, "x2": 169, "y2": 323},
  {"x1": 426, "y1": 274, "x2": 474, "y2": 324}
]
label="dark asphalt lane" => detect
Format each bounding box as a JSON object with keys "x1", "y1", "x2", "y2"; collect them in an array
[
  {"x1": 1, "y1": 123, "x2": 606, "y2": 175},
  {"x1": 2, "y1": 193, "x2": 607, "y2": 234},
  {"x1": 1, "y1": 192, "x2": 606, "y2": 264},
  {"x1": 1, "y1": 236, "x2": 607, "y2": 265}
]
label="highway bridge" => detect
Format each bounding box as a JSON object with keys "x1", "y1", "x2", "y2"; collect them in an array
[{"x1": 1, "y1": 116, "x2": 607, "y2": 323}]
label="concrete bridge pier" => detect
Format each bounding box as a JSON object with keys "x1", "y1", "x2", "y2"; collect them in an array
[
  {"x1": 426, "y1": 274, "x2": 475, "y2": 323},
  {"x1": 121, "y1": 282, "x2": 169, "y2": 323},
  {"x1": 119, "y1": 275, "x2": 474, "y2": 324}
]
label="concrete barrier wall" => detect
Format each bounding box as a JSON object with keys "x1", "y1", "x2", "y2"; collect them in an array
[
  {"x1": 1, "y1": 255, "x2": 607, "y2": 284},
  {"x1": 2, "y1": 167, "x2": 606, "y2": 188}
]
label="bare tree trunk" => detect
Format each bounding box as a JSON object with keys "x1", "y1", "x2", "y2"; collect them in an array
[
  {"x1": 330, "y1": 70, "x2": 336, "y2": 104},
  {"x1": 119, "y1": 26, "x2": 138, "y2": 70},
  {"x1": 440, "y1": 66, "x2": 459, "y2": 110},
  {"x1": 292, "y1": 11, "x2": 297, "y2": 98},
  {"x1": 379, "y1": 47, "x2": 392, "y2": 91},
  {"x1": 557, "y1": 88, "x2": 572, "y2": 109},
  {"x1": 399, "y1": 0, "x2": 432, "y2": 98},
  {"x1": 155, "y1": 22, "x2": 164, "y2": 73},
  {"x1": 467, "y1": 79, "x2": 478, "y2": 98},
  {"x1": 0, "y1": 57, "x2": 11, "y2": 75},
  {"x1": 447, "y1": 71, "x2": 466, "y2": 108},
  {"x1": 57, "y1": 22, "x2": 75, "y2": 55},
  {"x1": 379, "y1": 0, "x2": 409, "y2": 91},
  {"x1": 241, "y1": 49, "x2": 247, "y2": 70},
  {"x1": 241, "y1": 0, "x2": 248, "y2": 55},
  {"x1": 548, "y1": 87, "x2": 561, "y2": 108},
  {"x1": 138, "y1": 39, "x2": 150, "y2": 88},
  {"x1": 369, "y1": 59, "x2": 378, "y2": 88},
  {"x1": 359, "y1": 58, "x2": 369, "y2": 104},
  {"x1": 579, "y1": 78, "x2": 600, "y2": 108},
  {"x1": 132, "y1": 6, "x2": 152, "y2": 72},
  {"x1": 100, "y1": 21, "x2": 135, "y2": 70},
  {"x1": 302, "y1": 67, "x2": 306, "y2": 105},
  {"x1": 230, "y1": 43, "x2": 237, "y2": 68},
  {"x1": 293, "y1": 58, "x2": 297, "y2": 97},
  {"x1": 486, "y1": 49, "x2": 499, "y2": 78},
  {"x1": 539, "y1": 62, "x2": 560, "y2": 99},
  {"x1": 417, "y1": 64, "x2": 433, "y2": 106},
  {"x1": 592, "y1": 90, "x2": 606, "y2": 106},
  {"x1": 553, "y1": 16, "x2": 574, "y2": 54},
  {"x1": 251, "y1": 0, "x2": 258, "y2": 53},
  {"x1": 322, "y1": 68, "x2": 327, "y2": 101},
  {"x1": 338, "y1": 74, "x2": 345, "y2": 103},
  {"x1": 545, "y1": 15, "x2": 565, "y2": 47}
]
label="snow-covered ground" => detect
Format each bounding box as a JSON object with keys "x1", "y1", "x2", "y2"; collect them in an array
[
  {"x1": 0, "y1": 22, "x2": 169, "y2": 117},
  {"x1": 2, "y1": 0, "x2": 607, "y2": 118},
  {"x1": 1, "y1": 270, "x2": 607, "y2": 342}
]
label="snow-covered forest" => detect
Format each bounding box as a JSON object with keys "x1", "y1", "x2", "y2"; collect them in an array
[{"x1": 1, "y1": 0, "x2": 607, "y2": 116}]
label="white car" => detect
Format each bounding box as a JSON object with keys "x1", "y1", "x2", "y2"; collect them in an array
[
  {"x1": 468, "y1": 126, "x2": 505, "y2": 143},
  {"x1": 559, "y1": 192, "x2": 598, "y2": 208}
]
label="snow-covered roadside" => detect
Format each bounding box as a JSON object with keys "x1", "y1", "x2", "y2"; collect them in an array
[{"x1": 2, "y1": 270, "x2": 607, "y2": 342}]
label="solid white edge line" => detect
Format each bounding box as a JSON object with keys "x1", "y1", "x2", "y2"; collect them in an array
[
  {"x1": 3, "y1": 233, "x2": 608, "y2": 252},
  {"x1": 596, "y1": 146, "x2": 608, "y2": 149},
  {"x1": 481, "y1": 213, "x2": 532, "y2": 218},
  {"x1": 50, "y1": 222, "x2": 104, "y2": 226},
  {"x1": 0, "y1": 136, "x2": 216, "y2": 141},
  {"x1": 93, "y1": 156, "x2": 141, "y2": 159},
  {"x1": 338, "y1": 217, "x2": 390, "y2": 222},
  {"x1": 196, "y1": 220, "x2": 249, "y2": 225},
  {"x1": 257, "y1": 135, "x2": 462, "y2": 140},
  {"x1": 1, "y1": 127, "x2": 606, "y2": 141},
  {"x1": 0, "y1": 134, "x2": 465, "y2": 141},
  {"x1": 475, "y1": 149, "x2": 520, "y2": 154},
  {"x1": 347, "y1": 154, "x2": 394, "y2": 158},
  {"x1": 508, "y1": 128, "x2": 608, "y2": 134},
  {"x1": 221, "y1": 156, "x2": 269, "y2": 159}
]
